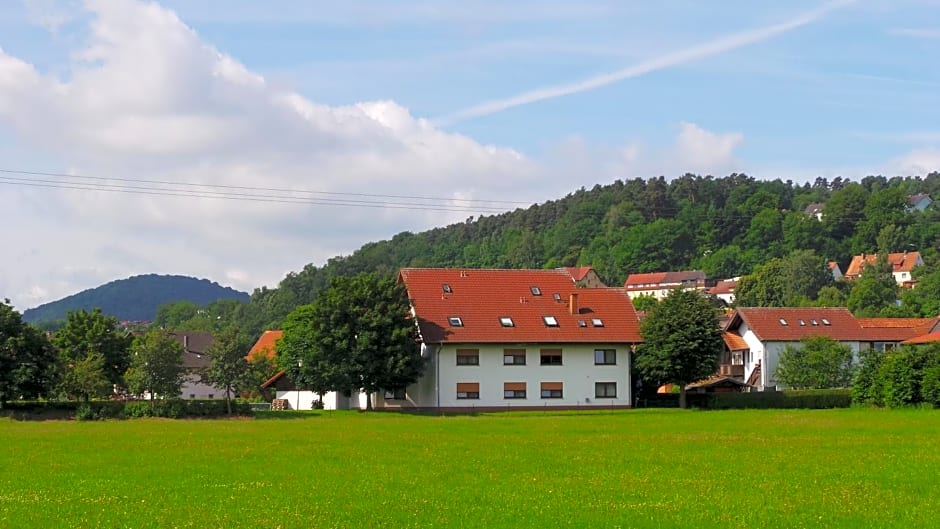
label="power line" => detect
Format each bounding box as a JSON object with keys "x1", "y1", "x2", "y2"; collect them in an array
[{"x1": 0, "y1": 168, "x2": 531, "y2": 207}]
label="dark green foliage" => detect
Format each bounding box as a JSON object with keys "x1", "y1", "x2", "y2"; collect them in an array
[
  {"x1": 59, "y1": 352, "x2": 111, "y2": 402},
  {"x1": 125, "y1": 330, "x2": 185, "y2": 401},
  {"x1": 53, "y1": 308, "x2": 133, "y2": 389},
  {"x1": 736, "y1": 250, "x2": 833, "y2": 307},
  {"x1": 846, "y1": 254, "x2": 899, "y2": 316},
  {"x1": 0, "y1": 300, "x2": 58, "y2": 404},
  {"x1": 23, "y1": 274, "x2": 249, "y2": 324},
  {"x1": 852, "y1": 343, "x2": 940, "y2": 408},
  {"x1": 201, "y1": 328, "x2": 251, "y2": 414},
  {"x1": 689, "y1": 389, "x2": 852, "y2": 409},
  {"x1": 635, "y1": 289, "x2": 724, "y2": 408},
  {"x1": 775, "y1": 336, "x2": 854, "y2": 389},
  {"x1": 279, "y1": 273, "x2": 424, "y2": 410}
]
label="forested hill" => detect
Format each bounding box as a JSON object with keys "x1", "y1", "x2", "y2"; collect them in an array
[
  {"x1": 23, "y1": 274, "x2": 249, "y2": 324},
  {"x1": 158, "y1": 172, "x2": 940, "y2": 336}
]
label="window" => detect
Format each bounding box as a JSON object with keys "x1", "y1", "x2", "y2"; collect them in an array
[
  {"x1": 540, "y1": 349, "x2": 563, "y2": 365},
  {"x1": 779, "y1": 318, "x2": 788, "y2": 326},
  {"x1": 456, "y1": 349, "x2": 479, "y2": 366},
  {"x1": 540, "y1": 382, "x2": 563, "y2": 399},
  {"x1": 798, "y1": 319, "x2": 806, "y2": 326},
  {"x1": 448, "y1": 316, "x2": 463, "y2": 327},
  {"x1": 543, "y1": 316, "x2": 559, "y2": 327},
  {"x1": 456, "y1": 382, "x2": 479, "y2": 399},
  {"x1": 810, "y1": 319, "x2": 819, "y2": 326},
  {"x1": 499, "y1": 316, "x2": 515, "y2": 327},
  {"x1": 594, "y1": 349, "x2": 616, "y2": 365},
  {"x1": 821, "y1": 318, "x2": 831, "y2": 326},
  {"x1": 530, "y1": 286, "x2": 542, "y2": 296},
  {"x1": 504, "y1": 382, "x2": 526, "y2": 399},
  {"x1": 591, "y1": 318, "x2": 604, "y2": 327},
  {"x1": 189, "y1": 394, "x2": 196, "y2": 399},
  {"x1": 553, "y1": 293, "x2": 562, "y2": 302},
  {"x1": 595, "y1": 382, "x2": 617, "y2": 398},
  {"x1": 442, "y1": 283, "x2": 452, "y2": 294},
  {"x1": 503, "y1": 348, "x2": 526, "y2": 365},
  {"x1": 384, "y1": 388, "x2": 406, "y2": 400},
  {"x1": 208, "y1": 394, "x2": 214, "y2": 399},
  {"x1": 578, "y1": 320, "x2": 587, "y2": 327}
]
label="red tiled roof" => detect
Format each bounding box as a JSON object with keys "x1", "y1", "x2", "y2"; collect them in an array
[
  {"x1": 247, "y1": 330, "x2": 283, "y2": 361},
  {"x1": 708, "y1": 278, "x2": 737, "y2": 295},
  {"x1": 398, "y1": 268, "x2": 642, "y2": 344},
  {"x1": 728, "y1": 307, "x2": 866, "y2": 341},
  {"x1": 856, "y1": 318, "x2": 938, "y2": 341},
  {"x1": 844, "y1": 252, "x2": 922, "y2": 278},
  {"x1": 562, "y1": 266, "x2": 595, "y2": 282},
  {"x1": 723, "y1": 331, "x2": 749, "y2": 351},
  {"x1": 624, "y1": 270, "x2": 705, "y2": 289},
  {"x1": 902, "y1": 331, "x2": 940, "y2": 345}
]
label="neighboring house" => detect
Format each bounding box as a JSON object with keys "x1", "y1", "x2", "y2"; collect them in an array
[
  {"x1": 560, "y1": 266, "x2": 607, "y2": 288},
  {"x1": 719, "y1": 331, "x2": 749, "y2": 380},
  {"x1": 259, "y1": 370, "x2": 368, "y2": 411},
  {"x1": 843, "y1": 251, "x2": 924, "y2": 287},
  {"x1": 246, "y1": 329, "x2": 281, "y2": 361},
  {"x1": 902, "y1": 331, "x2": 940, "y2": 346},
  {"x1": 707, "y1": 278, "x2": 738, "y2": 305},
  {"x1": 856, "y1": 318, "x2": 940, "y2": 351},
  {"x1": 725, "y1": 308, "x2": 872, "y2": 391},
  {"x1": 168, "y1": 332, "x2": 226, "y2": 399},
  {"x1": 828, "y1": 261, "x2": 843, "y2": 281},
  {"x1": 623, "y1": 270, "x2": 706, "y2": 300},
  {"x1": 804, "y1": 203, "x2": 824, "y2": 221},
  {"x1": 389, "y1": 268, "x2": 643, "y2": 411},
  {"x1": 908, "y1": 193, "x2": 933, "y2": 212}
]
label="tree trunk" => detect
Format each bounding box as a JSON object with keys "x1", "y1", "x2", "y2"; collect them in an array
[
  {"x1": 225, "y1": 387, "x2": 232, "y2": 416},
  {"x1": 366, "y1": 391, "x2": 373, "y2": 411},
  {"x1": 679, "y1": 385, "x2": 687, "y2": 409}
]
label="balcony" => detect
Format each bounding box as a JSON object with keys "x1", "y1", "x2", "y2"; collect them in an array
[{"x1": 719, "y1": 364, "x2": 744, "y2": 379}]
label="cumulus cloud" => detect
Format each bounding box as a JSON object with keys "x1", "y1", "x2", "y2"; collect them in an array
[{"x1": 893, "y1": 148, "x2": 940, "y2": 175}]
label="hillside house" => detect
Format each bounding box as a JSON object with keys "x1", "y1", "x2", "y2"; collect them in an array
[
  {"x1": 828, "y1": 261, "x2": 843, "y2": 281},
  {"x1": 707, "y1": 278, "x2": 738, "y2": 305},
  {"x1": 908, "y1": 193, "x2": 933, "y2": 212},
  {"x1": 843, "y1": 251, "x2": 924, "y2": 287},
  {"x1": 561, "y1": 266, "x2": 607, "y2": 288},
  {"x1": 623, "y1": 270, "x2": 706, "y2": 300},
  {"x1": 388, "y1": 268, "x2": 643, "y2": 411},
  {"x1": 804, "y1": 203, "x2": 825, "y2": 221},
  {"x1": 167, "y1": 332, "x2": 228, "y2": 399}
]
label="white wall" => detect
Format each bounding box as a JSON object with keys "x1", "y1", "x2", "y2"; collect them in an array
[
  {"x1": 274, "y1": 390, "x2": 368, "y2": 410},
  {"x1": 385, "y1": 343, "x2": 632, "y2": 409}
]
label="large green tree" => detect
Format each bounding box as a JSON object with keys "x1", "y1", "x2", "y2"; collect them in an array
[
  {"x1": 60, "y1": 352, "x2": 111, "y2": 402},
  {"x1": 775, "y1": 336, "x2": 854, "y2": 389},
  {"x1": 202, "y1": 328, "x2": 251, "y2": 415},
  {"x1": 846, "y1": 255, "x2": 898, "y2": 316},
  {"x1": 0, "y1": 300, "x2": 58, "y2": 404},
  {"x1": 279, "y1": 273, "x2": 423, "y2": 410},
  {"x1": 736, "y1": 250, "x2": 833, "y2": 307},
  {"x1": 125, "y1": 330, "x2": 185, "y2": 404},
  {"x1": 635, "y1": 289, "x2": 724, "y2": 408},
  {"x1": 54, "y1": 309, "x2": 132, "y2": 388}
]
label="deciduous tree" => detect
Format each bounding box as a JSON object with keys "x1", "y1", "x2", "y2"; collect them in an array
[
  {"x1": 202, "y1": 328, "x2": 251, "y2": 415},
  {"x1": 125, "y1": 330, "x2": 185, "y2": 404},
  {"x1": 635, "y1": 289, "x2": 723, "y2": 408},
  {"x1": 0, "y1": 300, "x2": 58, "y2": 404},
  {"x1": 775, "y1": 336, "x2": 853, "y2": 389},
  {"x1": 60, "y1": 352, "x2": 111, "y2": 402},
  {"x1": 54, "y1": 309, "x2": 132, "y2": 388}
]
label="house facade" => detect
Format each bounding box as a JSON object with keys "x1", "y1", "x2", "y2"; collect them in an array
[
  {"x1": 168, "y1": 332, "x2": 228, "y2": 399},
  {"x1": 843, "y1": 251, "x2": 924, "y2": 287},
  {"x1": 908, "y1": 193, "x2": 932, "y2": 212},
  {"x1": 387, "y1": 268, "x2": 643, "y2": 411},
  {"x1": 623, "y1": 270, "x2": 706, "y2": 300},
  {"x1": 561, "y1": 266, "x2": 607, "y2": 288}
]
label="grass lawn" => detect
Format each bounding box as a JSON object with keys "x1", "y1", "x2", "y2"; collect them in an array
[{"x1": 1, "y1": 408, "x2": 938, "y2": 528}]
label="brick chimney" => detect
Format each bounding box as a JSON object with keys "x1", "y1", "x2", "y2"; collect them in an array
[{"x1": 568, "y1": 293, "x2": 579, "y2": 315}]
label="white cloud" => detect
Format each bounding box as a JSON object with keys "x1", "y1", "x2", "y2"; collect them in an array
[{"x1": 893, "y1": 148, "x2": 940, "y2": 175}]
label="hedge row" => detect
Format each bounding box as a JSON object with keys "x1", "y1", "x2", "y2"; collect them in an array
[
  {"x1": 853, "y1": 345, "x2": 940, "y2": 408},
  {"x1": 0, "y1": 399, "x2": 253, "y2": 420},
  {"x1": 688, "y1": 389, "x2": 852, "y2": 410}
]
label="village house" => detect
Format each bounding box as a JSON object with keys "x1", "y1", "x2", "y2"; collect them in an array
[
  {"x1": 560, "y1": 266, "x2": 607, "y2": 288},
  {"x1": 843, "y1": 251, "x2": 924, "y2": 287},
  {"x1": 706, "y1": 278, "x2": 738, "y2": 305},
  {"x1": 908, "y1": 193, "x2": 933, "y2": 212},
  {"x1": 623, "y1": 270, "x2": 706, "y2": 300},
  {"x1": 804, "y1": 203, "x2": 824, "y2": 221},
  {"x1": 383, "y1": 268, "x2": 643, "y2": 411},
  {"x1": 168, "y1": 332, "x2": 228, "y2": 399}
]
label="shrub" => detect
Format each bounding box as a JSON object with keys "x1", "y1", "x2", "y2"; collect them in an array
[
  {"x1": 690, "y1": 389, "x2": 851, "y2": 410},
  {"x1": 879, "y1": 349, "x2": 923, "y2": 408},
  {"x1": 922, "y1": 366, "x2": 940, "y2": 408},
  {"x1": 852, "y1": 349, "x2": 885, "y2": 406},
  {"x1": 75, "y1": 403, "x2": 97, "y2": 421}
]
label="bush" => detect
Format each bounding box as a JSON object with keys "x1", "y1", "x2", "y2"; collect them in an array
[
  {"x1": 690, "y1": 389, "x2": 852, "y2": 410},
  {"x1": 75, "y1": 403, "x2": 97, "y2": 421},
  {"x1": 852, "y1": 349, "x2": 884, "y2": 406},
  {"x1": 922, "y1": 366, "x2": 940, "y2": 408}
]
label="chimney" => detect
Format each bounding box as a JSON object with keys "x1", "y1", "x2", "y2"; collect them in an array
[{"x1": 569, "y1": 293, "x2": 579, "y2": 315}]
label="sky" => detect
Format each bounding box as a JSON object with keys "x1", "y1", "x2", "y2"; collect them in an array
[{"x1": 0, "y1": 0, "x2": 938, "y2": 310}]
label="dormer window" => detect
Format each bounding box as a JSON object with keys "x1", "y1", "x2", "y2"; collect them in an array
[
  {"x1": 499, "y1": 317, "x2": 514, "y2": 327},
  {"x1": 543, "y1": 316, "x2": 559, "y2": 327},
  {"x1": 779, "y1": 318, "x2": 788, "y2": 326},
  {"x1": 810, "y1": 319, "x2": 819, "y2": 326},
  {"x1": 442, "y1": 284, "x2": 452, "y2": 294},
  {"x1": 798, "y1": 319, "x2": 806, "y2": 326},
  {"x1": 591, "y1": 318, "x2": 604, "y2": 327},
  {"x1": 821, "y1": 318, "x2": 831, "y2": 326},
  {"x1": 553, "y1": 293, "x2": 562, "y2": 302},
  {"x1": 530, "y1": 286, "x2": 542, "y2": 296},
  {"x1": 448, "y1": 316, "x2": 463, "y2": 327}
]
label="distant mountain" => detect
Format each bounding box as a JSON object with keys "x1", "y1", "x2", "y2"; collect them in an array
[{"x1": 22, "y1": 274, "x2": 249, "y2": 324}]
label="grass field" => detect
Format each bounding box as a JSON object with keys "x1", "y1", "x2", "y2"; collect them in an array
[{"x1": 1, "y1": 409, "x2": 938, "y2": 528}]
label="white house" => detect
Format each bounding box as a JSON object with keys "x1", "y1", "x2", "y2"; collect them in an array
[
  {"x1": 623, "y1": 270, "x2": 706, "y2": 300},
  {"x1": 724, "y1": 308, "x2": 938, "y2": 391},
  {"x1": 384, "y1": 268, "x2": 644, "y2": 411},
  {"x1": 843, "y1": 251, "x2": 924, "y2": 287}
]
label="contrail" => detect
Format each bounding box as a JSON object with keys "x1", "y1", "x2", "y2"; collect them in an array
[{"x1": 434, "y1": 0, "x2": 857, "y2": 125}]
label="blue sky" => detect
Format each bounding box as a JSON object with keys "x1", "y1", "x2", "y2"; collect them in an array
[{"x1": 0, "y1": 0, "x2": 938, "y2": 308}]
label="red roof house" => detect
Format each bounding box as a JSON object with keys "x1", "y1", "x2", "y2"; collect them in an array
[{"x1": 843, "y1": 251, "x2": 924, "y2": 286}]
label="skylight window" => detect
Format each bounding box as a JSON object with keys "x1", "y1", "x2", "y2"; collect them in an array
[
  {"x1": 442, "y1": 284, "x2": 452, "y2": 294},
  {"x1": 779, "y1": 318, "x2": 788, "y2": 326},
  {"x1": 499, "y1": 317, "x2": 515, "y2": 327},
  {"x1": 798, "y1": 319, "x2": 806, "y2": 326},
  {"x1": 448, "y1": 316, "x2": 463, "y2": 327},
  {"x1": 810, "y1": 319, "x2": 819, "y2": 326},
  {"x1": 578, "y1": 320, "x2": 587, "y2": 327},
  {"x1": 553, "y1": 293, "x2": 562, "y2": 302},
  {"x1": 530, "y1": 286, "x2": 542, "y2": 296},
  {"x1": 821, "y1": 318, "x2": 831, "y2": 326},
  {"x1": 543, "y1": 316, "x2": 559, "y2": 327},
  {"x1": 591, "y1": 318, "x2": 604, "y2": 327}
]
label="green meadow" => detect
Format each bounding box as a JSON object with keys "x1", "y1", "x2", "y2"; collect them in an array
[{"x1": 1, "y1": 409, "x2": 938, "y2": 528}]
